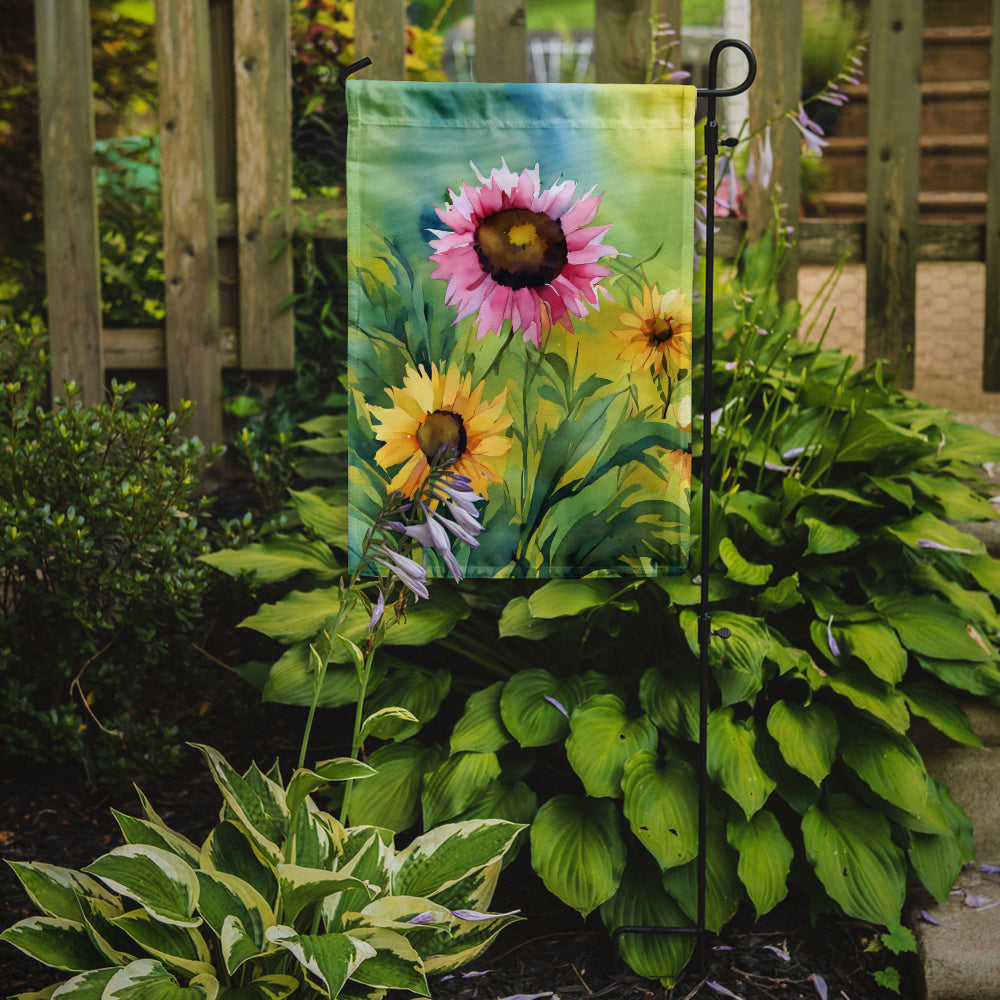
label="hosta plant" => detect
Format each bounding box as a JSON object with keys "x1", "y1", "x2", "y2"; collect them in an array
[{"x1": 1, "y1": 743, "x2": 523, "y2": 999}]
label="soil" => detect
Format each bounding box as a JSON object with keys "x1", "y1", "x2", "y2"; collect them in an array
[{"x1": 0, "y1": 732, "x2": 914, "y2": 1000}]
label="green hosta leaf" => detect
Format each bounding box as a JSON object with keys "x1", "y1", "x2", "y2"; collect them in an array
[
  {"x1": 639, "y1": 664, "x2": 699, "y2": 742},
  {"x1": 0, "y1": 916, "x2": 107, "y2": 971},
  {"x1": 83, "y1": 846, "x2": 200, "y2": 928},
  {"x1": 718, "y1": 537, "x2": 772, "y2": 586},
  {"x1": 811, "y1": 662, "x2": 910, "y2": 732},
  {"x1": 835, "y1": 410, "x2": 927, "y2": 463},
  {"x1": 346, "y1": 926, "x2": 428, "y2": 994},
  {"x1": 103, "y1": 959, "x2": 218, "y2": 1000},
  {"x1": 967, "y1": 553, "x2": 1000, "y2": 597},
  {"x1": 497, "y1": 597, "x2": 564, "y2": 639},
  {"x1": 285, "y1": 759, "x2": 375, "y2": 823},
  {"x1": 363, "y1": 667, "x2": 451, "y2": 740},
  {"x1": 200, "y1": 535, "x2": 340, "y2": 583},
  {"x1": 265, "y1": 926, "x2": 375, "y2": 998},
  {"x1": 191, "y1": 746, "x2": 287, "y2": 863},
  {"x1": 802, "y1": 793, "x2": 906, "y2": 926},
  {"x1": 526, "y1": 578, "x2": 619, "y2": 618},
  {"x1": 599, "y1": 853, "x2": 694, "y2": 987},
  {"x1": 4, "y1": 862, "x2": 118, "y2": 923},
  {"x1": 911, "y1": 562, "x2": 1000, "y2": 633},
  {"x1": 360, "y1": 706, "x2": 421, "y2": 742},
  {"x1": 566, "y1": 695, "x2": 658, "y2": 798},
  {"x1": 916, "y1": 655, "x2": 1000, "y2": 697},
  {"x1": 112, "y1": 812, "x2": 201, "y2": 868},
  {"x1": 421, "y1": 751, "x2": 502, "y2": 828},
  {"x1": 661, "y1": 812, "x2": 741, "y2": 933},
  {"x1": 839, "y1": 718, "x2": 929, "y2": 816},
  {"x1": 886, "y1": 512, "x2": 985, "y2": 557},
  {"x1": 835, "y1": 621, "x2": 907, "y2": 684},
  {"x1": 499, "y1": 670, "x2": 584, "y2": 747},
  {"x1": 765, "y1": 700, "x2": 838, "y2": 786},
  {"x1": 936, "y1": 421, "x2": 1000, "y2": 465},
  {"x1": 392, "y1": 819, "x2": 524, "y2": 901},
  {"x1": 707, "y1": 708, "x2": 776, "y2": 818},
  {"x1": 450, "y1": 682, "x2": 511, "y2": 754},
  {"x1": 199, "y1": 822, "x2": 278, "y2": 910},
  {"x1": 724, "y1": 490, "x2": 784, "y2": 545},
  {"x1": 875, "y1": 594, "x2": 995, "y2": 662},
  {"x1": 195, "y1": 871, "x2": 274, "y2": 974},
  {"x1": 621, "y1": 751, "x2": 698, "y2": 870},
  {"x1": 216, "y1": 975, "x2": 299, "y2": 999},
  {"x1": 453, "y1": 779, "x2": 538, "y2": 827},
  {"x1": 909, "y1": 827, "x2": 965, "y2": 905},
  {"x1": 347, "y1": 740, "x2": 442, "y2": 832},
  {"x1": 906, "y1": 473, "x2": 998, "y2": 522},
  {"x1": 530, "y1": 795, "x2": 626, "y2": 917},
  {"x1": 681, "y1": 610, "x2": 770, "y2": 706},
  {"x1": 727, "y1": 811, "x2": 793, "y2": 917},
  {"x1": 111, "y1": 908, "x2": 214, "y2": 978},
  {"x1": 276, "y1": 865, "x2": 374, "y2": 925},
  {"x1": 288, "y1": 488, "x2": 349, "y2": 546},
  {"x1": 803, "y1": 517, "x2": 859, "y2": 556},
  {"x1": 756, "y1": 573, "x2": 805, "y2": 614},
  {"x1": 901, "y1": 680, "x2": 982, "y2": 748}
]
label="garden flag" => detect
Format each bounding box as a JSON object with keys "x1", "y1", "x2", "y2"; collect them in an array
[{"x1": 347, "y1": 81, "x2": 697, "y2": 578}]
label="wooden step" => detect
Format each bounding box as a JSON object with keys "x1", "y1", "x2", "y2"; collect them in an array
[
  {"x1": 922, "y1": 25, "x2": 993, "y2": 83},
  {"x1": 812, "y1": 190, "x2": 987, "y2": 222},
  {"x1": 822, "y1": 134, "x2": 989, "y2": 193}
]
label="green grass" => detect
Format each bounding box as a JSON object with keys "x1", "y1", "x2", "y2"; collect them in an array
[{"x1": 525, "y1": 0, "x2": 725, "y2": 32}]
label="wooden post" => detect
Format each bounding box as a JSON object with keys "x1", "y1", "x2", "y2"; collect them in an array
[
  {"x1": 157, "y1": 0, "x2": 223, "y2": 444},
  {"x1": 747, "y1": 0, "x2": 801, "y2": 305},
  {"x1": 594, "y1": 0, "x2": 669, "y2": 84},
  {"x1": 354, "y1": 0, "x2": 406, "y2": 80},
  {"x1": 864, "y1": 0, "x2": 923, "y2": 389},
  {"x1": 233, "y1": 0, "x2": 294, "y2": 369},
  {"x1": 34, "y1": 0, "x2": 104, "y2": 405},
  {"x1": 983, "y1": 0, "x2": 1000, "y2": 390},
  {"x1": 474, "y1": 0, "x2": 527, "y2": 83}
]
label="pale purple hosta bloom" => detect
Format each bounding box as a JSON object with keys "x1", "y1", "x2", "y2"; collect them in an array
[
  {"x1": 812, "y1": 974, "x2": 828, "y2": 1000},
  {"x1": 367, "y1": 590, "x2": 385, "y2": 631},
  {"x1": 372, "y1": 543, "x2": 429, "y2": 600},
  {"x1": 917, "y1": 538, "x2": 973, "y2": 555},
  {"x1": 407, "y1": 911, "x2": 438, "y2": 925},
  {"x1": 391, "y1": 512, "x2": 464, "y2": 580},
  {"x1": 746, "y1": 125, "x2": 774, "y2": 190},
  {"x1": 451, "y1": 908, "x2": 521, "y2": 921},
  {"x1": 763, "y1": 944, "x2": 790, "y2": 961},
  {"x1": 827, "y1": 616, "x2": 841, "y2": 658},
  {"x1": 791, "y1": 104, "x2": 828, "y2": 156},
  {"x1": 706, "y1": 982, "x2": 742, "y2": 999},
  {"x1": 544, "y1": 695, "x2": 569, "y2": 718}
]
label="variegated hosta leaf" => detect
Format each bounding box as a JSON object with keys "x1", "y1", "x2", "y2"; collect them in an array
[
  {"x1": 529, "y1": 795, "x2": 626, "y2": 917},
  {"x1": 43, "y1": 965, "x2": 118, "y2": 997},
  {"x1": 200, "y1": 822, "x2": 278, "y2": 910},
  {"x1": 726, "y1": 810, "x2": 793, "y2": 918},
  {"x1": 838, "y1": 717, "x2": 929, "y2": 817},
  {"x1": 421, "y1": 751, "x2": 502, "y2": 829},
  {"x1": 422, "y1": 908, "x2": 523, "y2": 975},
  {"x1": 288, "y1": 802, "x2": 343, "y2": 870},
  {"x1": 191, "y1": 745, "x2": 288, "y2": 863},
  {"x1": 391, "y1": 820, "x2": 524, "y2": 901},
  {"x1": 214, "y1": 974, "x2": 300, "y2": 1000},
  {"x1": 420, "y1": 859, "x2": 501, "y2": 917},
  {"x1": 102, "y1": 958, "x2": 218, "y2": 999},
  {"x1": 765, "y1": 700, "x2": 838, "y2": 786},
  {"x1": 78, "y1": 894, "x2": 136, "y2": 966},
  {"x1": 112, "y1": 810, "x2": 202, "y2": 868},
  {"x1": 110, "y1": 908, "x2": 214, "y2": 979},
  {"x1": 277, "y1": 865, "x2": 376, "y2": 925},
  {"x1": 4, "y1": 861, "x2": 118, "y2": 922},
  {"x1": 499, "y1": 669, "x2": 585, "y2": 747},
  {"x1": 450, "y1": 681, "x2": 511, "y2": 754},
  {"x1": 599, "y1": 853, "x2": 694, "y2": 987},
  {"x1": 706, "y1": 707, "x2": 776, "y2": 818},
  {"x1": 0, "y1": 916, "x2": 107, "y2": 971},
  {"x1": 195, "y1": 871, "x2": 274, "y2": 974},
  {"x1": 323, "y1": 829, "x2": 393, "y2": 930},
  {"x1": 802, "y1": 793, "x2": 906, "y2": 926},
  {"x1": 621, "y1": 751, "x2": 699, "y2": 871},
  {"x1": 347, "y1": 740, "x2": 442, "y2": 832},
  {"x1": 285, "y1": 760, "x2": 375, "y2": 824},
  {"x1": 265, "y1": 925, "x2": 375, "y2": 998},
  {"x1": 661, "y1": 812, "x2": 742, "y2": 934},
  {"x1": 344, "y1": 926, "x2": 429, "y2": 995},
  {"x1": 83, "y1": 846, "x2": 200, "y2": 928},
  {"x1": 565, "y1": 695, "x2": 658, "y2": 799}
]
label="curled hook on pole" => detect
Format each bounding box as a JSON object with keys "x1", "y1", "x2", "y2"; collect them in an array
[{"x1": 337, "y1": 56, "x2": 373, "y2": 90}]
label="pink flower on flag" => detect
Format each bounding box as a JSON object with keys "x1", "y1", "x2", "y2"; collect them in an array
[{"x1": 429, "y1": 160, "x2": 619, "y2": 347}]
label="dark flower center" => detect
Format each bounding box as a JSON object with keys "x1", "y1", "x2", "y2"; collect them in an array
[
  {"x1": 417, "y1": 410, "x2": 467, "y2": 460},
  {"x1": 649, "y1": 318, "x2": 676, "y2": 346},
  {"x1": 474, "y1": 208, "x2": 568, "y2": 289}
]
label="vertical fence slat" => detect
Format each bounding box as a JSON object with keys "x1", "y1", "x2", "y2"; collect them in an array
[
  {"x1": 864, "y1": 0, "x2": 923, "y2": 389},
  {"x1": 157, "y1": 0, "x2": 222, "y2": 445},
  {"x1": 34, "y1": 0, "x2": 103, "y2": 405},
  {"x1": 594, "y1": 0, "x2": 656, "y2": 84},
  {"x1": 474, "y1": 0, "x2": 527, "y2": 82},
  {"x1": 983, "y1": 0, "x2": 1000, "y2": 390},
  {"x1": 355, "y1": 0, "x2": 406, "y2": 80},
  {"x1": 233, "y1": 0, "x2": 294, "y2": 369},
  {"x1": 747, "y1": 0, "x2": 801, "y2": 304}
]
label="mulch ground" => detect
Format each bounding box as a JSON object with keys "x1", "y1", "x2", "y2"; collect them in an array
[{"x1": 1, "y1": 733, "x2": 914, "y2": 1000}]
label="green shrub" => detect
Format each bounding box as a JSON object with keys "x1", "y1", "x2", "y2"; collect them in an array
[
  {"x1": 0, "y1": 317, "x2": 221, "y2": 784},
  {"x1": 1, "y1": 743, "x2": 524, "y2": 997}
]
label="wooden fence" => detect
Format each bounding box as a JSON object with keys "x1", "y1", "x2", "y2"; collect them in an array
[{"x1": 34, "y1": 0, "x2": 1000, "y2": 445}]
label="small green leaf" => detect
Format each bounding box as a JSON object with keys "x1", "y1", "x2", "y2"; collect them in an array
[
  {"x1": 450, "y1": 682, "x2": 511, "y2": 754},
  {"x1": 707, "y1": 708, "x2": 776, "y2": 818},
  {"x1": 765, "y1": 700, "x2": 838, "y2": 786},
  {"x1": 727, "y1": 811, "x2": 793, "y2": 917},
  {"x1": 719, "y1": 537, "x2": 773, "y2": 586},
  {"x1": 526, "y1": 579, "x2": 619, "y2": 618},
  {"x1": 803, "y1": 517, "x2": 859, "y2": 556},
  {"x1": 347, "y1": 740, "x2": 442, "y2": 832},
  {"x1": 421, "y1": 751, "x2": 502, "y2": 828}
]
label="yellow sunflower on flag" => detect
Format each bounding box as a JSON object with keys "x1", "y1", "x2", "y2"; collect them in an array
[{"x1": 612, "y1": 284, "x2": 692, "y2": 379}]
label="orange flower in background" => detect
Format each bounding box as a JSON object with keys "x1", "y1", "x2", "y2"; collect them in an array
[
  {"x1": 612, "y1": 284, "x2": 692, "y2": 379},
  {"x1": 367, "y1": 363, "x2": 512, "y2": 497}
]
